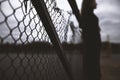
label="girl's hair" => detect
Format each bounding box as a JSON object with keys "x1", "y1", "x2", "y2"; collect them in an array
[{"x1": 81, "y1": 0, "x2": 96, "y2": 15}]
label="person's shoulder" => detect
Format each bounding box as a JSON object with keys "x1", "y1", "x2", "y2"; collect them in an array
[{"x1": 91, "y1": 13, "x2": 98, "y2": 20}]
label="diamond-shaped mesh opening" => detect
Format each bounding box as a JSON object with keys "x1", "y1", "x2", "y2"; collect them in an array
[{"x1": 1, "y1": 1, "x2": 14, "y2": 16}]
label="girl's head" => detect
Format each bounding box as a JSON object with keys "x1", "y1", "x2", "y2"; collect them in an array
[
  {"x1": 81, "y1": 0, "x2": 97, "y2": 15},
  {"x1": 90, "y1": 0, "x2": 97, "y2": 9}
]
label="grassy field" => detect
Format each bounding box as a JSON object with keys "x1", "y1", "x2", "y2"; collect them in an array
[{"x1": 101, "y1": 51, "x2": 120, "y2": 80}]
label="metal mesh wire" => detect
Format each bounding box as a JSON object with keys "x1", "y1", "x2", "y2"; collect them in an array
[
  {"x1": 0, "y1": 0, "x2": 73, "y2": 80},
  {"x1": 0, "y1": 0, "x2": 71, "y2": 44},
  {"x1": 0, "y1": 0, "x2": 49, "y2": 44}
]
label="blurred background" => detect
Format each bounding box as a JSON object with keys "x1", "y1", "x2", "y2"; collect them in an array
[
  {"x1": 0, "y1": 0, "x2": 120, "y2": 80},
  {"x1": 57, "y1": 0, "x2": 120, "y2": 43},
  {"x1": 56, "y1": 0, "x2": 120, "y2": 80}
]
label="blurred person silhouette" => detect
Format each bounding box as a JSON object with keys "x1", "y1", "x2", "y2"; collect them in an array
[{"x1": 81, "y1": 0, "x2": 101, "y2": 80}]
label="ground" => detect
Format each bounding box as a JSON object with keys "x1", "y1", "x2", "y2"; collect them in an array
[
  {"x1": 69, "y1": 49, "x2": 120, "y2": 80},
  {"x1": 101, "y1": 53, "x2": 120, "y2": 80}
]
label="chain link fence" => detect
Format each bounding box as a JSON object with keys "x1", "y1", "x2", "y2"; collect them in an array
[
  {"x1": 0, "y1": 0, "x2": 72, "y2": 44},
  {"x1": 0, "y1": 0, "x2": 49, "y2": 44},
  {"x1": 0, "y1": 0, "x2": 80, "y2": 80}
]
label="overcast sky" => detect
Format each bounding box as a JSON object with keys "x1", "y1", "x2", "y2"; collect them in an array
[{"x1": 56, "y1": 0, "x2": 120, "y2": 43}]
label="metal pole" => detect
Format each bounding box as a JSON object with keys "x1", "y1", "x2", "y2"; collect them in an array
[
  {"x1": 31, "y1": 0, "x2": 73, "y2": 80},
  {"x1": 67, "y1": 0, "x2": 82, "y2": 29}
]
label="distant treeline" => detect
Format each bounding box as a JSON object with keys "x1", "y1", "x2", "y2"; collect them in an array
[
  {"x1": 102, "y1": 41, "x2": 120, "y2": 54},
  {"x1": 0, "y1": 41, "x2": 120, "y2": 53},
  {"x1": 111, "y1": 43, "x2": 120, "y2": 53},
  {"x1": 0, "y1": 42, "x2": 83, "y2": 53}
]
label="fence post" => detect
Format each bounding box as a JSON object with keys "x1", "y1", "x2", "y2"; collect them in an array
[
  {"x1": 31, "y1": 0, "x2": 74, "y2": 80},
  {"x1": 67, "y1": 0, "x2": 83, "y2": 79},
  {"x1": 67, "y1": 0, "x2": 82, "y2": 29}
]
